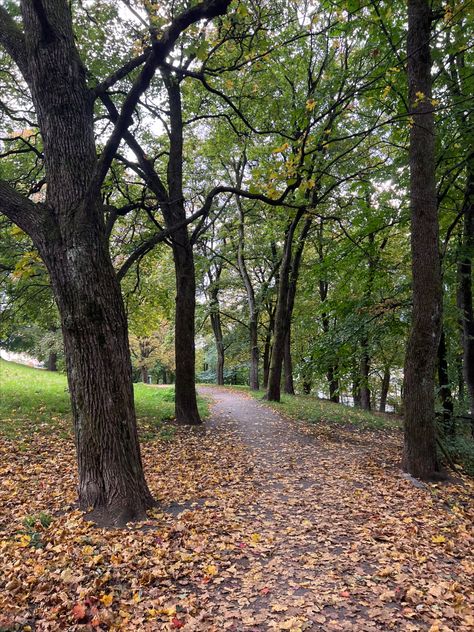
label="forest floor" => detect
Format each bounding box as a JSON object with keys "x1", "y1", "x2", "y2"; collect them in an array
[{"x1": 1, "y1": 373, "x2": 473, "y2": 631}]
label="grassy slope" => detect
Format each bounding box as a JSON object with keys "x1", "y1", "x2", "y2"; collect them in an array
[
  {"x1": 0, "y1": 359, "x2": 207, "y2": 440},
  {"x1": 234, "y1": 386, "x2": 401, "y2": 431}
]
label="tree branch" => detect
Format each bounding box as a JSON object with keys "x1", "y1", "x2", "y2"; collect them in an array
[
  {"x1": 0, "y1": 181, "x2": 44, "y2": 236},
  {"x1": 89, "y1": 0, "x2": 232, "y2": 199},
  {"x1": 0, "y1": 7, "x2": 29, "y2": 79}
]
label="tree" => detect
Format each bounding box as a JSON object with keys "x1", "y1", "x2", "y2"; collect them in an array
[
  {"x1": 0, "y1": 0, "x2": 232, "y2": 525},
  {"x1": 402, "y1": 0, "x2": 442, "y2": 479}
]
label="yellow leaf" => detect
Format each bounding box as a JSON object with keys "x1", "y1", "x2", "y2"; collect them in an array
[
  {"x1": 271, "y1": 603, "x2": 288, "y2": 612},
  {"x1": 305, "y1": 99, "x2": 316, "y2": 111},
  {"x1": 251, "y1": 533, "x2": 261, "y2": 543},
  {"x1": 203, "y1": 564, "x2": 218, "y2": 576},
  {"x1": 100, "y1": 593, "x2": 113, "y2": 607},
  {"x1": 132, "y1": 592, "x2": 141, "y2": 604},
  {"x1": 82, "y1": 545, "x2": 94, "y2": 555},
  {"x1": 431, "y1": 535, "x2": 446, "y2": 544},
  {"x1": 18, "y1": 534, "x2": 31, "y2": 548}
]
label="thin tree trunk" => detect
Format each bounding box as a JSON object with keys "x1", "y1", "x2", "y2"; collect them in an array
[
  {"x1": 283, "y1": 330, "x2": 295, "y2": 395},
  {"x1": 437, "y1": 328, "x2": 455, "y2": 435},
  {"x1": 46, "y1": 351, "x2": 58, "y2": 372},
  {"x1": 163, "y1": 72, "x2": 200, "y2": 424},
  {"x1": 209, "y1": 278, "x2": 225, "y2": 386},
  {"x1": 171, "y1": 229, "x2": 201, "y2": 424},
  {"x1": 236, "y1": 197, "x2": 259, "y2": 390},
  {"x1": 403, "y1": 0, "x2": 442, "y2": 478},
  {"x1": 359, "y1": 338, "x2": 371, "y2": 411},
  {"x1": 458, "y1": 171, "x2": 474, "y2": 435},
  {"x1": 267, "y1": 211, "x2": 305, "y2": 401},
  {"x1": 327, "y1": 365, "x2": 339, "y2": 403},
  {"x1": 379, "y1": 367, "x2": 391, "y2": 413},
  {"x1": 263, "y1": 309, "x2": 274, "y2": 390},
  {"x1": 141, "y1": 366, "x2": 149, "y2": 384}
]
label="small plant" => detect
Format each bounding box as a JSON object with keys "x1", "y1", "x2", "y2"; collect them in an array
[{"x1": 20, "y1": 512, "x2": 53, "y2": 548}]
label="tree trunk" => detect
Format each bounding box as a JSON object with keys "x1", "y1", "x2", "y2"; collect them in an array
[
  {"x1": 45, "y1": 238, "x2": 154, "y2": 526},
  {"x1": 46, "y1": 351, "x2": 58, "y2": 372},
  {"x1": 263, "y1": 328, "x2": 272, "y2": 390},
  {"x1": 209, "y1": 285, "x2": 225, "y2": 386},
  {"x1": 402, "y1": 0, "x2": 442, "y2": 478},
  {"x1": 267, "y1": 211, "x2": 304, "y2": 401},
  {"x1": 236, "y1": 198, "x2": 259, "y2": 390},
  {"x1": 172, "y1": 228, "x2": 201, "y2": 424},
  {"x1": 327, "y1": 365, "x2": 339, "y2": 403},
  {"x1": 437, "y1": 328, "x2": 455, "y2": 435},
  {"x1": 163, "y1": 73, "x2": 200, "y2": 424},
  {"x1": 283, "y1": 330, "x2": 295, "y2": 395},
  {"x1": 379, "y1": 366, "x2": 391, "y2": 413},
  {"x1": 359, "y1": 339, "x2": 371, "y2": 411},
  {"x1": 0, "y1": 1, "x2": 154, "y2": 525},
  {"x1": 458, "y1": 170, "x2": 474, "y2": 435}
]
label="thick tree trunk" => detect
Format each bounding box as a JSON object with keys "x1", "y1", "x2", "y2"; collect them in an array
[
  {"x1": 172, "y1": 229, "x2": 201, "y2": 424},
  {"x1": 45, "y1": 238, "x2": 154, "y2": 526},
  {"x1": 283, "y1": 330, "x2": 295, "y2": 395},
  {"x1": 437, "y1": 328, "x2": 455, "y2": 435},
  {"x1": 379, "y1": 367, "x2": 391, "y2": 413},
  {"x1": 46, "y1": 351, "x2": 58, "y2": 372},
  {"x1": 0, "y1": 1, "x2": 154, "y2": 525},
  {"x1": 402, "y1": 0, "x2": 442, "y2": 478}
]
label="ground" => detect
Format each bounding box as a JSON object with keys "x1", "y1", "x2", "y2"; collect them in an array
[{"x1": 0, "y1": 376, "x2": 473, "y2": 631}]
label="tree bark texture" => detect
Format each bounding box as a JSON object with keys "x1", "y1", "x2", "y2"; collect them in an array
[
  {"x1": 267, "y1": 212, "x2": 311, "y2": 401},
  {"x1": 458, "y1": 170, "x2": 474, "y2": 434},
  {"x1": 437, "y1": 328, "x2": 454, "y2": 435},
  {"x1": 379, "y1": 367, "x2": 391, "y2": 413},
  {"x1": 402, "y1": 0, "x2": 442, "y2": 478},
  {"x1": 164, "y1": 73, "x2": 201, "y2": 424},
  {"x1": 283, "y1": 330, "x2": 295, "y2": 395},
  {"x1": 236, "y1": 199, "x2": 259, "y2": 390},
  {"x1": 46, "y1": 351, "x2": 58, "y2": 372},
  {"x1": 209, "y1": 284, "x2": 225, "y2": 386},
  {"x1": 0, "y1": 1, "x2": 155, "y2": 525}
]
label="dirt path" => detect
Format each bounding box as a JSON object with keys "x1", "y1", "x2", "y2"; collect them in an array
[
  {"x1": 2, "y1": 386, "x2": 472, "y2": 631},
  {"x1": 186, "y1": 386, "x2": 473, "y2": 632}
]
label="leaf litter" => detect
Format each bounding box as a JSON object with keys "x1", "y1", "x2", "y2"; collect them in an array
[{"x1": 0, "y1": 386, "x2": 473, "y2": 631}]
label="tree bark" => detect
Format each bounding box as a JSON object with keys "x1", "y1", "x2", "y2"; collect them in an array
[
  {"x1": 359, "y1": 337, "x2": 371, "y2": 411},
  {"x1": 327, "y1": 365, "x2": 340, "y2": 403},
  {"x1": 0, "y1": 1, "x2": 155, "y2": 525},
  {"x1": 283, "y1": 330, "x2": 295, "y2": 395},
  {"x1": 209, "y1": 285, "x2": 225, "y2": 386},
  {"x1": 46, "y1": 351, "x2": 58, "y2": 372},
  {"x1": 402, "y1": 0, "x2": 442, "y2": 478},
  {"x1": 458, "y1": 170, "x2": 474, "y2": 435},
  {"x1": 163, "y1": 72, "x2": 201, "y2": 424},
  {"x1": 379, "y1": 366, "x2": 391, "y2": 413},
  {"x1": 236, "y1": 198, "x2": 259, "y2": 390},
  {"x1": 266, "y1": 211, "x2": 304, "y2": 401},
  {"x1": 141, "y1": 366, "x2": 149, "y2": 384},
  {"x1": 437, "y1": 328, "x2": 455, "y2": 435}
]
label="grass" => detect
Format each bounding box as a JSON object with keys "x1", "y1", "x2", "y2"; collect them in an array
[
  {"x1": 0, "y1": 359, "x2": 207, "y2": 441},
  {"x1": 237, "y1": 386, "x2": 401, "y2": 431}
]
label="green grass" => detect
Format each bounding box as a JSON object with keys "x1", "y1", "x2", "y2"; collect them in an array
[
  {"x1": 0, "y1": 359, "x2": 207, "y2": 441},
  {"x1": 239, "y1": 386, "x2": 401, "y2": 431}
]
